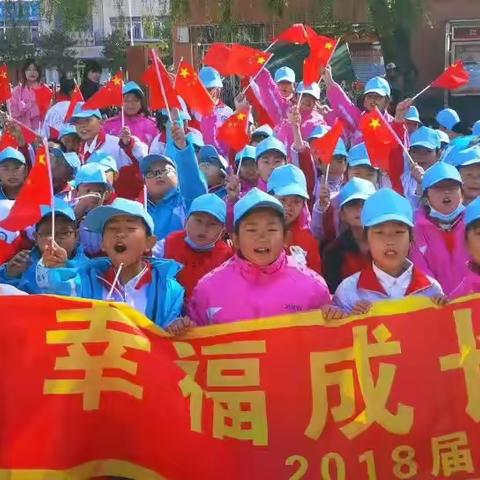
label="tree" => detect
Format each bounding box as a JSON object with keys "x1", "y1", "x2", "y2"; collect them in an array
[
  {"x1": 102, "y1": 29, "x2": 129, "y2": 72},
  {"x1": 36, "y1": 31, "x2": 78, "y2": 75},
  {"x1": 41, "y1": 0, "x2": 95, "y2": 32}
]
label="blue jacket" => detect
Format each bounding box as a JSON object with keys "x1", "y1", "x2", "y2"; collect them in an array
[
  {"x1": 147, "y1": 143, "x2": 207, "y2": 241},
  {"x1": 37, "y1": 256, "x2": 184, "y2": 328},
  {"x1": 0, "y1": 245, "x2": 88, "y2": 294}
]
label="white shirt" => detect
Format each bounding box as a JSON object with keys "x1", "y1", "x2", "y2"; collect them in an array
[
  {"x1": 372, "y1": 261, "x2": 413, "y2": 299},
  {"x1": 42, "y1": 101, "x2": 70, "y2": 138}
]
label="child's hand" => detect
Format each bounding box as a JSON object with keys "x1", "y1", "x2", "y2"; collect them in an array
[
  {"x1": 287, "y1": 106, "x2": 301, "y2": 127},
  {"x1": 226, "y1": 174, "x2": 241, "y2": 203},
  {"x1": 4, "y1": 119, "x2": 26, "y2": 147},
  {"x1": 351, "y1": 300, "x2": 372, "y2": 315},
  {"x1": 318, "y1": 184, "x2": 331, "y2": 211},
  {"x1": 322, "y1": 304, "x2": 347, "y2": 321},
  {"x1": 431, "y1": 295, "x2": 449, "y2": 307},
  {"x1": 323, "y1": 65, "x2": 334, "y2": 87},
  {"x1": 394, "y1": 98, "x2": 412, "y2": 123},
  {"x1": 166, "y1": 316, "x2": 195, "y2": 337},
  {"x1": 171, "y1": 122, "x2": 187, "y2": 150},
  {"x1": 120, "y1": 126, "x2": 132, "y2": 146},
  {"x1": 317, "y1": 104, "x2": 333, "y2": 116},
  {"x1": 74, "y1": 193, "x2": 103, "y2": 220},
  {"x1": 42, "y1": 241, "x2": 68, "y2": 268},
  {"x1": 6, "y1": 250, "x2": 30, "y2": 278},
  {"x1": 411, "y1": 163, "x2": 424, "y2": 184},
  {"x1": 234, "y1": 93, "x2": 248, "y2": 110}
]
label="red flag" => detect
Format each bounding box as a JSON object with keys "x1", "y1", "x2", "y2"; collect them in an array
[
  {"x1": 82, "y1": 72, "x2": 123, "y2": 110},
  {"x1": 303, "y1": 34, "x2": 337, "y2": 85},
  {"x1": 12, "y1": 119, "x2": 37, "y2": 144},
  {"x1": 141, "y1": 51, "x2": 181, "y2": 111},
  {"x1": 34, "y1": 84, "x2": 53, "y2": 118},
  {"x1": 310, "y1": 120, "x2": 345, "y2": 165},
  {"x1": 203, "y1": 43, "x2": 234, "y2": 76},
  {"x1": 49, "y1": 126, "x2": 60, "y2": 139},
  {"x1": 174, "y1": 60, "x2": 214, "y2": 116},
  {"x1": 64, "y1": 83, "x2": 84, "y2": 122},
  {"x1": 228, "y1": 44, "x2": 272, "y2": 77},
  {"x1": 359, "y1": 108, "x2": 401, "y2": 173},
  {"x1": 0, "y1": 132, "x2": 19, "y2": 150},
  {"x1": 0, "y1": 64, "x2": 12, "y2": 102},
  {"x1": 217, "y1": 107, "x2": 251, "y2": 152},
  {"x1": 431, "y1": 61, "x2": 470, "y2": 90},
  {"x1": 275, "y1": 24, "x2": 316, "y2": 44},
  {"x1": 0, "y1": 144, "x2": 53, "y2": 231}
]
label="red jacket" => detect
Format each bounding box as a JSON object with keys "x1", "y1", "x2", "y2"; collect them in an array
[
  {"x1": 288, "y1": 219, "x2": 322, "y2": 274},
  {"x1": 164, "y1": 230, "x2": 234, "y2": 298}
]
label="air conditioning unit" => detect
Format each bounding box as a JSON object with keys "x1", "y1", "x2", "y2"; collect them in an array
[{"x1": 176, "y1": 26, "x2": 189, "y2": 43}]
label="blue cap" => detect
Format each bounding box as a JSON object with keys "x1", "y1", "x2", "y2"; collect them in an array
[
  {"x1": 199, "y1": 145, "x2": 228, "y2": 172},
  {"x1": 405, "y1": 106, "x2": 421, "y2": 123},
  {"x1": 235, "y1": 145, "x2": 256, "y2": 163},
  {"x1": 274, "y1": 66, "x2": 295, "y2": 84},
  {"x1": 296, "y1": 81, "x2": 320, "y2": 100},
  {"x1": 364, "y1": 76, "x2": 391, "y2": 97},
  {"x1": 348, "y1": 143, "x2": 374, "y2": 168},
  {"x1": 308, "y1": 125, "x2": 347, "y2": 157},
  {"x1": 140, "y1": 154, "x2": 175, "y2": 175},
  {"x1": 473, "y1": 120, "x2": 480, "y2": 137},
  {"x1": 51, "y1": 148, "x2": 81, "y2": 174},
  {"x1": 465, "y1": 197, "x2": 480, "y2": 227},
  {"x1": 252, "y1": 124, "x2": 273, "y2": 139},
  {"x1": 71, "y1": 103, "x2": 102, "y2": 121},
  {"x1": 436, "y1": 108, "x2": 460, "y2": 131},
  {"x1": 123, "y1": 81, "x2": 144, "y2": 96},
  {"x1": 361, "y1": 188, "x2": 413, "y2": 227},
  {"x1": 339, "y1": 177, "x2": 376, "y2": 207},
  {"x1": 59, "y1": 124, "x2": 79, "y2": 139},
  {"x1": 450, "y1": 146, "x2": 480, "y2": 168},
  {"x1": 40, "y1": 197, "x2": 76, "y2": 223},
  {"x1": 74, "y1": 163, "x2": 109, "y2": 188},
  {"x1": 422, "y1": 161, "x2": 463, "y2": 190},
  {"x1": 199, "y1": 66, "x2": 223, "y2": 89},
  {"x1": 233, "y1": 187, "x2": 284, "y2": 226},
  {"x1": 85, "y1": 198, "x2": 155, "y2": 235},
  {"x1": 436, "y1": 129, "x2": 450, "y2": 145},
  {"x1": 0, "y1": 147, "x2": 26, "y2": 164},
  {"x1": 410, "y1": 126, "x2": 441, "y2": 150},
  {"x1": 186, "y1": 131, "x2": 205, "y2": 148},
  {"x1": 188, "y1": 193, "x2": 227, "y2": 224},
  {"x1": 88, "y1": 150, "x2": 118, "y2": 173},
  {"x1": 267, "y1": 164, "x2": 309, "y2": 199},
  {"x1": 255, "y1": 136, "x2": 287, "y2": 161}
]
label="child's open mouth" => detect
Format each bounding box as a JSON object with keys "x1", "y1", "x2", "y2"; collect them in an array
[
  {"x1": 254, "y1": 247, "x2": 270, "y2": 254},
  {"x1": 384, "y1": 249, "x2": 397, "y2": 257},
  {"x1": 114, "y1": 244, "x2": 127, "y2": 253},
  {"x1": 442, "y1": 197, "x2": 452, "y2": 205}
]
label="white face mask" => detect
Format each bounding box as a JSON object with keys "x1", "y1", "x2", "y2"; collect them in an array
[{"x1": 428, "y1": 203, "x2": 465, "y2": 224}]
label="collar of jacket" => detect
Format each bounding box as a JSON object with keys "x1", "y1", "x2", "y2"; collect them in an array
[{"x1": 235, "y1": 250, "x2": 287, "y2": 281}]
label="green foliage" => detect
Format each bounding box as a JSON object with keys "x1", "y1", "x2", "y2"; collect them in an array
[
  {"x1": 0, "y1": 28, "x2": 35, "y2": 64},
  {"x1": 36, "y1": 30, "x2": 78, "y2": 74},
  {"x1": 170, "y1": 0, "x2": 190, "y2": 21},
  {"x1": 102, "y1": 29, "x2": 129, "y2": 71},
  {"x1": 41, "y1": 0, "x2": 95, "y2": 32},
  {"x1": 266, "y1": 0, "x2": 288, "y2": 17}
]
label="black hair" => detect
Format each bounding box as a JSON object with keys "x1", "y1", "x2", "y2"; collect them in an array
[
  {"x1": 466, "y1": 218, "x2": 480, "y2": 237},
  {"x1": 36, "y1": 213, "x2": 76, "y2": 232},
  {"x1": 21, "y1": 59, "x2": 42, "y2": 84},
  {"x1": 84, "y1": 60, "x2": 102, "y2": 75},
  {"x1": 234, "y1": 207, "x2": 286, "y2": 235},
  {"x1": 124, "y1": 88, "x2": 149, "y2": 116},
  {"x1": 364, "y1": 224, "x2": 413, "y2": 241},
  {"x1": 59, "y1": 77, "x2": 75, "y2": 97}
]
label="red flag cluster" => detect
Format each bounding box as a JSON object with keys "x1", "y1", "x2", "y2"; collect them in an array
[{"x1": 82, "y1": 71, "x2": 124, "y2": 110}]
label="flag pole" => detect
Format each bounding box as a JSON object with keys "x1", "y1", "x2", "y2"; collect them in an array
[
  {"x1": 152, "y1": 49, "x2": 172, "y2": 123},
  {"x1": 127, "y1": 0, "x2": 134, "y2": 47},
  {"x1": 324, "y1": 163, "x2": 330, "y2": 185},
  {"x1": 411, "y1": 84, "x2": 431, "y2": 102},
  {"x1": 241, "y1": 41, "x2": 277, "y2": 96},
  {"x1": 107, "y1": 262, "x2": 124, "y2": 300},
  {"x1": 43, "y1": 139, "x2": 55, "y2": 246},
  {"x1": 119, "y1": 68, "x2": 125, "y2": 127}
]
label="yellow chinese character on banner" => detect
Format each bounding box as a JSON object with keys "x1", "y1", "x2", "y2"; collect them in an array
[
  {"x1": 305, "y1": 323, "x2": 413, "y2": 440},
  {"x1": 439, "y1": 309, "x2": 480, "y2": 422},
  {"x1": 174, "y1": 340, "x2": 268, "y2": 445},
  {"x1": 432, "y1": 431, "x2": 474, "y2": 477},
  {"x1": 44, "y1": 306, "x2": 150, "y2": 411}
]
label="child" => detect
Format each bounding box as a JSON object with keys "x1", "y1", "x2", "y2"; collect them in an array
[
  {"x1": 435, "y1": 108, "x2": 460, "y2": 140},
  {"x1": 267, "y1": 164, "x2": 322, "y2": 273},
  {"x1": 235, "y1": 145, "x2": 259, "y2": 193},
  {"x1": 50, "y1": 148, "x2": 81, "y2": 201},
  {"x1": 87, "y1": 150, "x2": 119, "y2": 195},
  {"x1": 188, "y1": 188, "x2": 335, "y2": 325},
  {"x1": 411, "y1": 162, "x2": 469, "y2": 296},
  {"x1": 162, "y1": 193, "x2": 233, "y2": 299},
  {"x1": 451, "y1": 197, "x2": 480, "y2": 297},
  {"x1": 39, "y1": 198, "x2": 184, "y2": 327},
  {"x1": 142, "y1": 127, "x2": 207, "y2": 242},
  {"x1": 255, "y1": 136, "x2": 288, "y2": 190},
  {"x1": 0, "y1": 147, "x2": 27, "y2": 201},
  {"x1": 405, "y1": 106, "x2": 422, "y2": 135},
  {"x1": 251, "y1": 124, "x2": 274, "y2": 146},
  {"x1": 322, "y1": 178, "x2": 375, "y2": 292},
  {"x1": 452, "y1": 146, "x2": 480, "y2": 205},
  {"x1": 198, "y1": 145, "x2": 228, "y2": 199},
  {"x1": 59, "y1": 125, "x2": 81, "y2": 153},
  {"x1": 0, "y1": 199, "x2": 87, "y2": 294},
  {"x1": 334, "y1": 188, "x2": 444, "y2": 313}
]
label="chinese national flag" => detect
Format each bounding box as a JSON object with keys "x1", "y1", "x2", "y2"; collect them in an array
[
  {"x1": 0, "y1": 143, "x2": 53, "y2": 231},
  {"x1": 12, "y1": 119, "x2": 37, "y2": 144},
  {"x1": 217, "y1": 106, "x2": 251, "y2": 152},
  {"x1": 0, "y1": 64, "x2": 12, "y2": 102},
  {"x1": 0, "y1": 132, "x2": 19, "y2": 150},
  {"x1": 141, "y1": 51, "x2": 181, "y2": 111},
  {"x1": 174, "y1": 60, "x2": 214, "y2": 116},
  {"x1": 82, "y1": 71, "x2": 123, "y2": 110},
  {"x1": 64, "y1": 83, "x2": 84, "y2": 122},
  {"x1": 228, "y1": 44, "x2": 272, "y2": 77},
  {"x1": 275, "y1": 24, "x2": 316, "y2": 44},
  {"x1": 203, "y1": 43, "x2": 234, "y2": 76},
  {"x1": 359, "y1": 108, "x2": 400, "y2": 173},
  {"x1": 431, "y1": 61, "x2": 470, "y2": 90},
  {"x1": 303, "y1": 34, "x2": 337, "y2": 86},
  {"x1": 34, "y1": 84, "x2": 53, "y2": 118},
  {"x1": 310, "y1": 120, "x2": 344, "y2": 165}
]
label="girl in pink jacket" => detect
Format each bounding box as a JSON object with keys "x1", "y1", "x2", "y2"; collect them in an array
[
  {"x1": 411, "y1": 162, "x2": 469, "y2": 296},
  {"x1": 188, "y1": 188, "x2": 339, "y2": 325},
  {"x1": 103, "y1": 81, "x2": 158, "y2": 146}
]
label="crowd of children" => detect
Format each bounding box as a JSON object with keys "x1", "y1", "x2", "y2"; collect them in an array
[{"x1": 2, "y1": 53, "x2": 480, "y2": 333}]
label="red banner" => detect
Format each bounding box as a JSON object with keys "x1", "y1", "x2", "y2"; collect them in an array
[{"x1": 1, "y1": 295, "x2": 480, "y2": 479}]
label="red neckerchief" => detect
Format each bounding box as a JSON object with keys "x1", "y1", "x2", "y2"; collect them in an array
[
  {"x1": 103, "y1": 261, "x2": 152, "y2": 292},
  {"x1": 82, "y1": 130, "x2": 107, "y2": 163},
  {"x1": 358, "y1": 263, "x2": 433, "y2": 295}
]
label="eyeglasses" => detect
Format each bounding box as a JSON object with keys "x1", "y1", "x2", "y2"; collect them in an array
[
  {"x1": 37, "y1": 230, "x2": 75, "y2": 241},
  {"x1": 145, "y1": 167, "x2": 175, "y2": 179}
]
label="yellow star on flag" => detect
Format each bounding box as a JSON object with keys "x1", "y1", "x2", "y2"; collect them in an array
[
  {"x1": 369, "y1": 118, "x2": 381, "y2": 129},
  {"x1": 180, "y1": 68, "x2": 190, "y2": 78},
  {"x1": 0, "y1": 72, "x2": 7, "y2": 79},
  {"x1": 257, "y1": 56, "x2": 266, "y2": 65},
  {"x1": 112, "y1": 77, "x2": 122, "y2": 86},
  {"x1": 237, "y1": 113, "x2": 246, "y2": 121},
  {"x1": 38, "y1": 154, "x2": 46, "y2": 165},
  {"x1": 325, "y1": 42, "x2": 333, "y2": 50}
]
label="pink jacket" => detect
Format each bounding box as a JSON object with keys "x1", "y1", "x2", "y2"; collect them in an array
[
  {"x1": 410, "y1": 208, "x2": 469, "y2": 296},
  {"x1": 10, "y1": 84, "x2": 42, "y2": 130},
  {"x1": 195, "y1": 103, "x2": 233, "y2": 156},
  {"x1": 188, "y1": 251, "x2": 331, "y2": 325},
  {"x1": 450, "y1": 264, "x2": 480, "y2": 299},
  {"x1": 103, "y1": 114, "x2": 159, "y2": 146}
]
